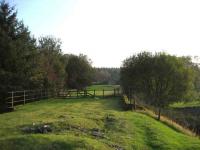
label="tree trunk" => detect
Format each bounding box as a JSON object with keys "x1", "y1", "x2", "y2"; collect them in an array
[{"x1": 158, "y1": 108, "x2": 161, "y2": 120}]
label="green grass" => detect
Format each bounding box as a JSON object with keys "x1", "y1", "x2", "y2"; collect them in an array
[
  {"x1": 86, "y1": 84, "x2": 120, "y2": 97},
  {"x1": 87, "y1": 84, "x2": 120, "y2": 90},
  {"x1": 170, "y1": 101, "x2": 200, "y2": 108},
  {"x1": 0, "y1": 97, "x2": 200, "y2": 150}
]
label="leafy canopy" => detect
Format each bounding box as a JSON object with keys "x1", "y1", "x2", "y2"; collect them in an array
[{"x1": 121, "y1": 52, "x2": 195, "y2": 112}]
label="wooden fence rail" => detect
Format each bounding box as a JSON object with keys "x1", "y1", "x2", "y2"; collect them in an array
[
  {"x1": 6, "y1": 89, "x2": 49, "y2": 110},
  {"x1": 6, "y1": 88, "x2": 122, "y2": 110},
  {"x1": 57, "y1": 88, "x2": 121, "y2": 98}
]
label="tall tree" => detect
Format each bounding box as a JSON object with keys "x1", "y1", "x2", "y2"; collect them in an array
[
  {"x1": 121, "y1": 52, "x2": 195, "y2": 120},
  {"x1": 65, "y1": 54, "x2": 93, "y2": 90},
  {"x1": 37, "y1": 36, "x2": 65, "y2": 90},
  {"x1": 0, "y1": 1, "x2": 37, "y2": 111}
]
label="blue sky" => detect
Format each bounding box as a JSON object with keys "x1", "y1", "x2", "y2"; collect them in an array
[
  {"x1": 9, "y1": 0, "x2": 77, "y2": 36},
  {"x1": 7, "y1": 0, "x2": 200, "y2": 67}
]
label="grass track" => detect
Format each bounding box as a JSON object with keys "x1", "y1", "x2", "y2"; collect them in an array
[{"x1": 0, "y1": 97, "x2": 200, "y2": 150}]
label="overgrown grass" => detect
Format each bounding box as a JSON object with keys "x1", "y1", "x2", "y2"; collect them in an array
[{"x1": 0, "y1": 97, "x2": 200, "y2": 149}]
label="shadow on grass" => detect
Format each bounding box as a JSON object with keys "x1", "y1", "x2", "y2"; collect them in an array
[
  {"x1": 0, "y1": 135, "x2": 88, "y2": 150},
  {"x1": 16, "y1": 97, "x2": 124, "y2": 112},
  {"x1": 138, "y1": 110, "x2": 196, "y2": 137}
]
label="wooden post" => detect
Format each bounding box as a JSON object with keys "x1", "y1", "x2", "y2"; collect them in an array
[
  {"x1": 46, "y1": 90, "x2": 48, "y2": 98},
  {"x1": 94, "y1": 90, "x2": 95, "y2": 97},
  {"x1": 41, "y1": 89, "x2": 42, "y2": 99},
  {"x1": 128, "y1": 88, "x2": 131, "y2": 103},
  {"x1": 24, "y1": 90, "x2": 26, "y2": 105},
  {"x1": 132, "y1": 93, "x2": 136, "y2": 110},
  {"x1": 158, "y1": 108, "x2": 161, "y2": 120},
  {"x1": 103, "y1": 89, "x2": 104, "y2": 98},
  {"x1": 34, "y1": 90, "x2": 36, "y2": 101},
  {"x1": 36, "y1": 90, "x2": 38, "y2": 100},
  {"x1": 133, "y1": 96, "x2": 136, "y2": 110},
  {"x1": 44, "y1": 90, "x2": 46, "y2": 98},
  {"x1": 11, "y1": 91, "x2": 14, "y2": 109}
]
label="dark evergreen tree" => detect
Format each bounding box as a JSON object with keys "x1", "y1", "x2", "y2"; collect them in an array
[{"x1": 0, "y1": 1, "x2": 37, "y2": 111}]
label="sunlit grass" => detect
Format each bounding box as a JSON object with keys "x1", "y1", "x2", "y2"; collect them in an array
[
  {"x1": 87, "y1": 84, "x2": 120, "y2": 90},
  {"x1": 0, "y1": 97, "x2": 200, "y2": 150}
]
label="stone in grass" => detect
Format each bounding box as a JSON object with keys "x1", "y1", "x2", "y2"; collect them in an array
[
  {"x1": 91, "y1": 128, "x2": 105, "y2": 138},
  {"x1": 109, "y1": 144, "x2": 124, "y2": 150},
  {"x1": 105, "y1": 114, "x2": 116, "y2": 122},
  {"x1": 21, "y1": 123, "x2": 52, "y2": 134},
  {"x1": 41, "y1": 124, "x2": 52, "y2": 133}
]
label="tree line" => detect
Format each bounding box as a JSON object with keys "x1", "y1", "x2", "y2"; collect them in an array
[
  {"x1": 0, "y1": 1, "x2": 93, "y2": 111},
  {"x1": 120, "y1": 52, "x2": 200, "y2": 120},
  {"x1": 92, "y1": 68, "x2": 120, "y2": 85}
]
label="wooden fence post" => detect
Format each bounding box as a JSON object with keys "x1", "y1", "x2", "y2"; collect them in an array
[
  {"x1": 34, "y1": 90, "x2": 36, "y2": 101},
  {"x1": 24, "y1": 90, "x2": 26, "y2": 105},
  {"x1": 46, "y1": 90, "x2": 48, "y2": 98},
  {"x1": 11, "y1": 91, "x2": 14, "y2": 108},
  {"x1": 103, "y1": 89, "x2": 104, "y2": 98},
  {"x1": 128, "y1": 87, "x2": 131, "y2": 104},
  {"x1": 41, "y1": 89, "x2": 42, "y2": 99},
  {"x1": 133, "y1": 95, "x2": 136, "y2": 110}
]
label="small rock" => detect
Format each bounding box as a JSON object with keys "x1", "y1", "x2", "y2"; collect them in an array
[
  {"x1": 110, "y1": 144, "x2": 124, "y2": 150},
  {"x1": 42, "y1": 124, "x2": 52, "y2": 133},
  {"x1": 91, "y1": 128, "x2": 104, "y2": 138}
]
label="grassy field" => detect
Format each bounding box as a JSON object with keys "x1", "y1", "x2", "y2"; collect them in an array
[
  {"x1": 86, "y1": 84, "x2": 120, "y2": 97},
  {"x1": 0, "y1": 97, "x2": 200, "y2": 150},
  {"x1": 87, "y1": 84, "x2": 120, "y2": 90}
]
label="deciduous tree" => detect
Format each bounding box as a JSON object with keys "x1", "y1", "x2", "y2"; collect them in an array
[{"x1": 121, "y1": 52, "x2": 195, "y2": 120}]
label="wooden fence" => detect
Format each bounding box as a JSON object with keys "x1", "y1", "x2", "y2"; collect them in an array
[
  {"x1": 6, "y1": 88, "x2": 121, "y2": 110},
  {"x1": 6, "y1": 89, "x2": 49, "y2": 110},
  {"x1": 58, "y1": 89, "x2": 121, "y2": 98}
]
